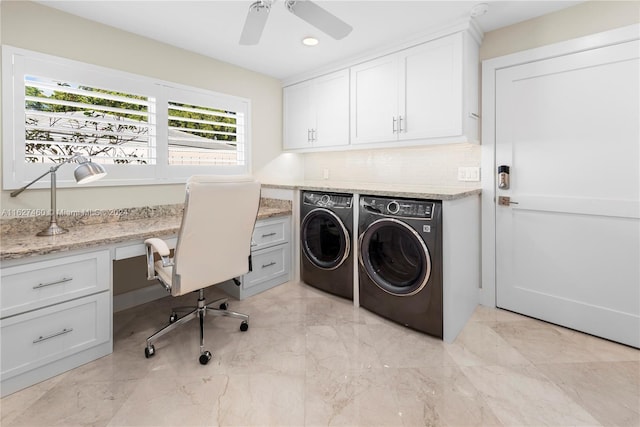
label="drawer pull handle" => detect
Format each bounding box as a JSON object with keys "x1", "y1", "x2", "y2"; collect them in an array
[
  {"x1": 33, "y1": 328, "x2": 73, "y2": 344},
  {"x1": 261, "y1": 261, "x2": 276, "y2": 269},
  {"x1": 261, "y1": 232, "x2": 277, "y2": 238},
  {"x1": 33, "y1": 277, "x2": 73, "y2": 290}
]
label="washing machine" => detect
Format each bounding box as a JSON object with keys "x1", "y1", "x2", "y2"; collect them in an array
[
  {"x1": 300, "y1": 191, "x2": 354, "y2": 299},
  {"x1": 358, "y1": 195, "x2": 443, "y2": 337}
]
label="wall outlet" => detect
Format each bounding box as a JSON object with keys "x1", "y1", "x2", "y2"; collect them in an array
[
  {"x1": 323, "y1": 168, "x2": 330, "y2": 180},
  {"x1": 458, "y1": 167, "x2": 480, "y2": 182}
]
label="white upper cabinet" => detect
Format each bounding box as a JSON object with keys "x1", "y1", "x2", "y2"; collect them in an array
[
  {"x1": 349, "y1": 55, "x2": 399, "y2": 144},
  {"x1": 351, "y1": 32, "x2": 477, "y2": 146},
  {"x1": 282, "y1": 26, "x2": 480, "y2": 152},
  {"x1": 283, "y1": 69, "x2": 349, "y2": 150},
  {"x1": 400, "y1": 35, "x2": 462, "y2": 140},
  {"x1": 283, "y1": 80, "x2": 314, "y2": 150}
]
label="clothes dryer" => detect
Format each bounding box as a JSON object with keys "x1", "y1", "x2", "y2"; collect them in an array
[
  {"x1": 358, "y1": 195, "x2": 443, "y2": 337},
  {"x1": 300, "y1": 191, "x2": 354, "y2": 299}
]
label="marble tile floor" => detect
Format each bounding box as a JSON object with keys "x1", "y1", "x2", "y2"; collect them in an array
[{"x1": 1, "y1": 280, "x2": 639, "y2": 427}]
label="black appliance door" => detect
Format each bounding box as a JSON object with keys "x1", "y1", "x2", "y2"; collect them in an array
[
  {"x1": 301, "y1": 208, "x2": 350, "y2": 270},
  {"x1": 359, "y1": 218, "x2": 431, "y2": 296}
]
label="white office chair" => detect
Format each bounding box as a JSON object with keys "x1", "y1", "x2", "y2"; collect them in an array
[{"x1": 143, "y1": 175, "x2": 260, "y2": 365}]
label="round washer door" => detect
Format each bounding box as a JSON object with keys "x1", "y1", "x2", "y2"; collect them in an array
[
  {"x1": 359, "y1": 218, "x2": 431, "y2": 296},
  {"x1": 301, "y1": 208, "x2": 350, "y2": 270}
]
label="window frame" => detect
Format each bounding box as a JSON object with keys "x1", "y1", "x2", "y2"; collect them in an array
[{"x1": 2, "y1": 45, "x2": 252, "y2": 190}]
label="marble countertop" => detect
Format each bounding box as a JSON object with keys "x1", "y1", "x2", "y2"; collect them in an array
[
  {"x1": 0, "y1": 199, "x2": 291, "y2": 261},
  {"x1": 261, "y1": 181, "x2": 481, "y2": 200}
]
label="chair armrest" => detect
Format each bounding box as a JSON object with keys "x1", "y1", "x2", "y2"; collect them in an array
[
  {"x1": 144, "y1": 238, "x2": 173, "y2": 280},
  {"x1": 145, "y1": 238, "x2": 170, "y2": 257}
]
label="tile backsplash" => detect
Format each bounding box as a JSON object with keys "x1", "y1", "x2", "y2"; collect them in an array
[{"x1": 303, "y1": 143, "x2": 480, "y2": 187}]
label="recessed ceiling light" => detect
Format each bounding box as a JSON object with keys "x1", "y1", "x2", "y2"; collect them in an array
[{"x1": 302, "y1": 37, "x2": 319, "y2": 47}]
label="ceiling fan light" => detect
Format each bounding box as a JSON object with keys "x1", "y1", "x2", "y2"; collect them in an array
[{"x1": 302, "y1": 36, "x2": 319, "y2": 46}]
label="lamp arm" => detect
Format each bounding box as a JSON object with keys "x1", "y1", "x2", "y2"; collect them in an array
[
  {"x1": 9, "y1": 154, "x2": 81, "y2": 198},
  {"x1": 10, "y1": 168, "x2": 53, "y2": 197}
]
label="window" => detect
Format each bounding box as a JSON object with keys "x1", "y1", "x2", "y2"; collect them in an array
[
  {"x1": 167, "y1": 101, "x2": 245, "y2": 166},
  {"x1": 24, "y1": 76, "x2": 155, "y2": 165},
  {"x1": 2, "y1": 46, "x2": 251, "y2": 190}
]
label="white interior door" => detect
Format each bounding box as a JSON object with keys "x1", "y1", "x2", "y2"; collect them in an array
[{"x1": 495, "y1": 40, "x2": 640, "y2": 348}]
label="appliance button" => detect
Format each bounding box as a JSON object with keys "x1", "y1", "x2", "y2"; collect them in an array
[{"x1": 387, "y1": 201, "x2": 400, "y2": 214}]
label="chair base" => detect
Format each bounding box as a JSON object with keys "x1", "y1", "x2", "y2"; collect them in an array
[{"x1": 144, "y1": 289, "x2": 249, "y2": 364}]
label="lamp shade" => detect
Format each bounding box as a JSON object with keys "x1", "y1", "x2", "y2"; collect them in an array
[{"x1": 74, "y1": 160, "x2": 107, "y2": 184}]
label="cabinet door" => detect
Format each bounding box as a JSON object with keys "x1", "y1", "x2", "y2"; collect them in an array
[
  {"x1": 350, "y1": 55, "x2": 399, "y2": 144},
  {"x1": 1, "y1": 291, "x2": 110, "y2": 381},
  {"x1": 399, "y1": 34, "x2": 463, "y2": 140},
  {"x1": 283, "y1": 81, "x2": 313, "y2": 150},
  {"x1": 314, "y1": 69, "x2": 350, "y2": 148}
]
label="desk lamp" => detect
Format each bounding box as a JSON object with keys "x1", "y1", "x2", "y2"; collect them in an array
[{"x1": 10, "y1": 153, "x2": 107, "y2": 236}]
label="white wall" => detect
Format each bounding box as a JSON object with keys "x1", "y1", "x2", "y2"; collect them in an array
[
  {"x1": 3, "y1": 1, "x2": 636, "y2": 213},
  {"x1": 480, "y1": 1, "x2": 640, "y2": 61},
  {"x1": 303, "y1": 143, "x2": 480, "y2": 188},
  {"x1": 301, "y1": 1, "x2": 640, "y2": 188},
  {"x1": 0, "y1": 0, "x2": 290, "y2": 212}
]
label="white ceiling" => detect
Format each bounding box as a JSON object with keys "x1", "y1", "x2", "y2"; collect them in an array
[{"x1": 37, "y1": 0, "x2": 582, "y2": 81}]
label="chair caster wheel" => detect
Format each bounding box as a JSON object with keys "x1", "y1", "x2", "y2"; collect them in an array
[
  {"x1": 219, "y1": 302, "x2": 228, "y2": 310},
  {"x1": 199, "y1": 351, "x2": 212, "y2": 365},
  {"x1": 240, "y1": 321, "x2": 249, "y2": 332},
  {"x1": 144, "y1": 345, "x2": 155, "y2": 358},
  {"x1": 169, "y1": 312, "x2": 178, "y2": 323}
]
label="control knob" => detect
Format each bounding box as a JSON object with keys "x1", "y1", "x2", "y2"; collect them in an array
[
  {"x1": 387, "y1": 201, "x2": 400, "y2": 214},
  {"x1": 320, "y1": 194, "x2": 331, "y2": 205}
]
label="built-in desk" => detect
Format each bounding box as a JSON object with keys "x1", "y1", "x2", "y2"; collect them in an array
[{"x1": 0, "y1": 199, "x2": 292, "y2": 397}]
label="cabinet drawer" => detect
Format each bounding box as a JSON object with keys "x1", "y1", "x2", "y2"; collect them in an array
[
  {"x1": 1, "y1": 291, "x2": 110, "y2": 381},
  {"x1": 1, "y1": 250, "x2": 110, "y2": 319},
  {"x1": 244, "y1": 245, "x2": 290, "y2": 290},
  {"x1": 251, "y1": 217, "x2": 290, "y2": 251}
]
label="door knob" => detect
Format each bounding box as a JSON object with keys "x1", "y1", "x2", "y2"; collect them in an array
[{"x1": 498, "y1": 196, "x2": 519, "y2": 206}]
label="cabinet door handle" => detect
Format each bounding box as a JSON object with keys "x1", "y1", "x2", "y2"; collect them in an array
[
  {"x1": 261, "y1": 261, "x2": 276, "y2": 269},
  {"x1": 33, "y1": 328, "x2": 73, "y2": 344},
  {"x1": 33, "y1": 277, "x2": 73, "y2": 290},
  {"x1": 307, "y1": 129, "x2": 312, "y2": 143},
  {"x1": 261, "y1": 232, "x2": 277, "y2": 238},
  {"x1": 399, "y1": 116, "x2": 404, "y2": 132},
  {"x1": 392, "y1": 117, "x2": 397, "y2": 133},
  {"x1": 311, "y1": 129, "x2": 316, "y2": 142}
]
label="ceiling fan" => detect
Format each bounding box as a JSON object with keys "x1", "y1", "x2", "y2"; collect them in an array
[{"x1": 240, "y1": 0, "x2": 353, "y2": 45}]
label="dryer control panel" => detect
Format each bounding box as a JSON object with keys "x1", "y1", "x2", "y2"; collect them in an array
[
  {"x1": 361, "y1": 196, "x2": 435, "y2": 220},
  {"x1": 303, "y1": 192, "x2": 353, "y2": 209}
]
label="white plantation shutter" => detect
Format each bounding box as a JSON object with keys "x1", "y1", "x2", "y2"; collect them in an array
[
  {"x1": 24, "y1": 76, "x2": 156, "y2": 165},
  {"x1": 167, "y1": 101, "x2": 245, "y2": 166},
  {"x1": 2, "y1": 46, "x2": 251, "y2": 190}
]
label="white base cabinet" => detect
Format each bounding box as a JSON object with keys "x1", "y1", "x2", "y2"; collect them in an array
[
  {"x1": 442, "y1": 195, "x2": 481, "y2": 343},
  {"x1": 219, "y1": 216, "x2": 291, "y2": 299},
  {"x1": 1, "y1": 250, "x2": 112, "y2": 397}
]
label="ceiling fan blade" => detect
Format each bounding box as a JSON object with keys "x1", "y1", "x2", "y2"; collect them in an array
[
  {"x1": 286, "y1": 0, "x2": 352, "y2": 40},
  {"x1": 240, "y1": 0, "x2": 272, "y2": 45}
]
